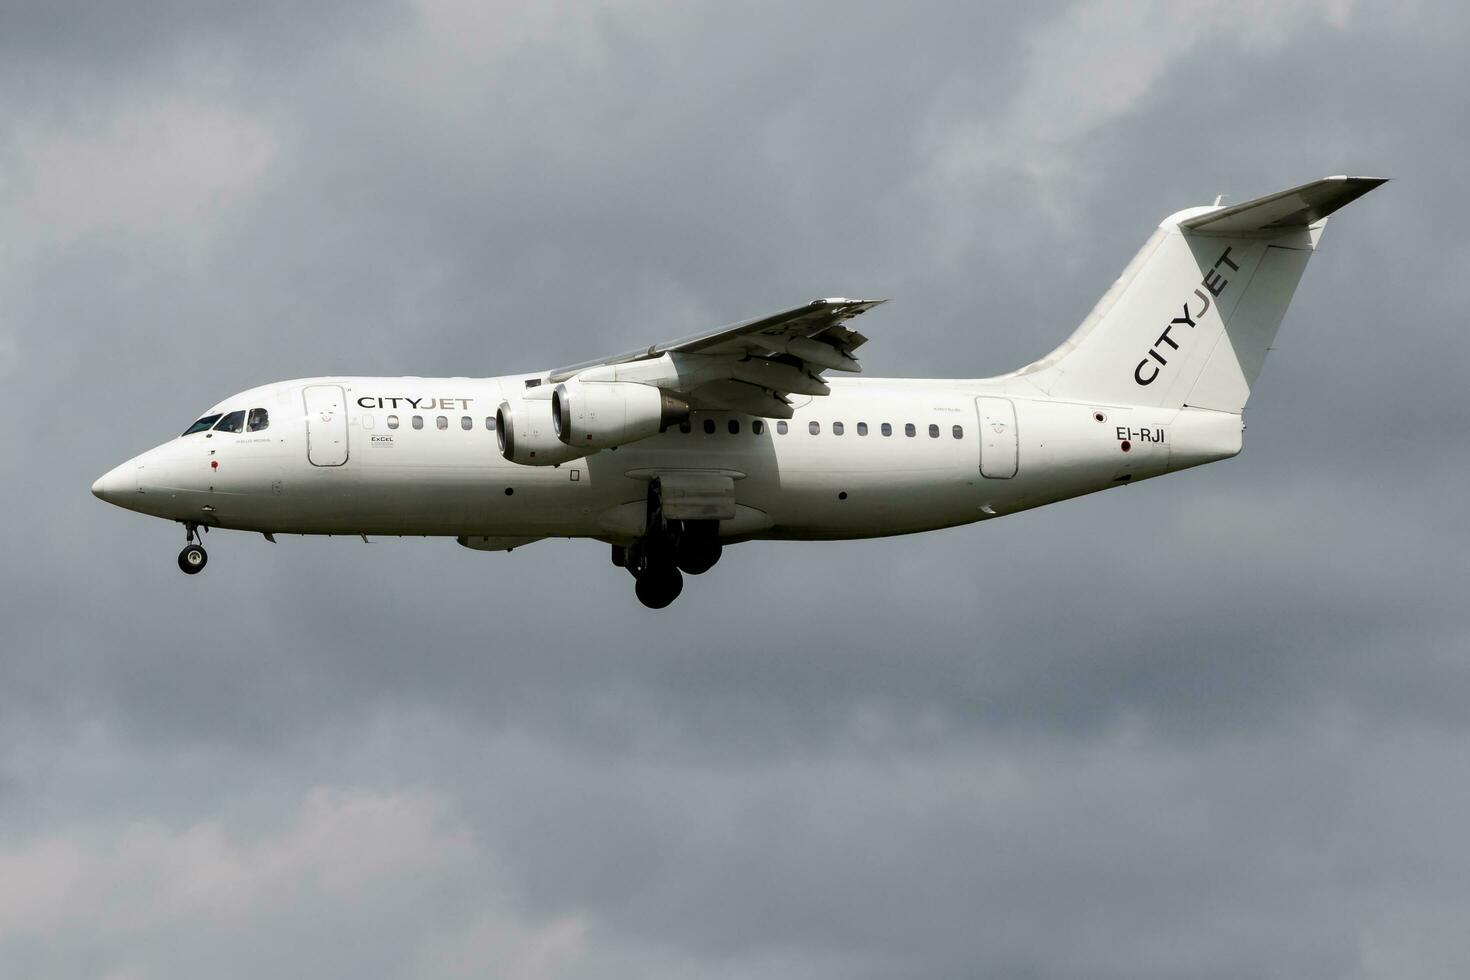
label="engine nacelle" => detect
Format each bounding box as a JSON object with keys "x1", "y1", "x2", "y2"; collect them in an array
[
  {"x1": 552, "y1": 381, "x2": 689, "y2": 450},
  {"x1": 496, "y1": 398, "x2": 590, "y2": 466}
]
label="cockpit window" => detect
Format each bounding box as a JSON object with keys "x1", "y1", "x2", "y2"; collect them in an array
[
  {"x1": 247, "y1": 408, "x2": 270, "y2": 432},
  {"x1": 213, "y1": 410, "x2": 246, "y2": 433},
  {"x1": 182, "y1": 414, "x2": 222, "y2": 436}
]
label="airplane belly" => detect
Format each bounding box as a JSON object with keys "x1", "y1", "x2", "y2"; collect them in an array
[
  {"x1": 343, "y1": 457, "x2": 612, "y2": 537},
  {"x1": 757, "y1": 467, "x2": 979, "y2": 539}
]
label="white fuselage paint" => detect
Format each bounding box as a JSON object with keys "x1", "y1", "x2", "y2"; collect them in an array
[{"x1": 93, "y1": 373, "x2": 1244, "y2": 545}]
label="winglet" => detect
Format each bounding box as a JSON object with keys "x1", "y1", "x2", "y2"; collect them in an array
[{"x1": 1180, "y1": 175, "x2": 1388, "y2": 234}]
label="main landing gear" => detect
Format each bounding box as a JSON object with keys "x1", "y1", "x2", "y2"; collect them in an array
[
  {"x1": 613, "y1": 479, "x2": 724, "y2": 609},
  {"x1": 177, "y1": 522, "x2": 208, "y2": 575}
]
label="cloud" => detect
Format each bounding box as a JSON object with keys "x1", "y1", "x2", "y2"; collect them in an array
[
  {"x1": 928, "y1": 0, "x2": 1356, "y2": 185},
  {"x1": 0, "y1": 788, "x2": 469, "y2": 941},
  {"x1": 3, "y1": 1, "x2": 1470, "y2": 978},
  {"x1": 15, "y1": 713, "x2": 1470, "y2": 980},
  {"x1": 4, "y1": 98, "x2": 276, "y2": 254},
  {"x1": 0, "y1": 786, "x2": 605, "y2": 979}
]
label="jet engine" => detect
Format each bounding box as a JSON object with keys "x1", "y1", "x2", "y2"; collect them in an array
[
  {"x1": 552, "y1": 381, "x2": 689, "y2": 450},
  {"x1": 496, "y1": 398, "x2": 589, "y2": 466}
]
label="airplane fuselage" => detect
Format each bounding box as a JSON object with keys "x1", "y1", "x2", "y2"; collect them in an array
[{"x1": 94, "y1": 374, "x2": 1243, "y2": 547}]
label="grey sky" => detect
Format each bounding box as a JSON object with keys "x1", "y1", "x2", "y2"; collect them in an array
[{"x1": 3, "y1": 1, "x2": 1468, "y2": 977}]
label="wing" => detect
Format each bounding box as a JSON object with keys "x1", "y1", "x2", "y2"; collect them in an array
[{"x1": 546, "y1": 297, "x2": 886, "y2": 418}]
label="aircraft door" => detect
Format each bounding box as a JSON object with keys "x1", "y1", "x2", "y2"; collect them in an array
[
  {"x1": 975, "y1": 396, "x2": 1018, "y2": 479},
  {"x1": 303, "y1": 384, "x2": 349, "y2": 466}
]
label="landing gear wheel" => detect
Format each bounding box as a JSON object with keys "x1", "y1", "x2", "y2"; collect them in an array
[
  {"x1": 676, "y1": 539, "x2": 721, "y2": 575},
  {"x1": 635, "y1": 565, "x2": 683, "y2": 609},
  {"x1": 178, "y1": 544, "x2": 208, "y2": 574},
  {"x1": 674, "y1": 519, "x2": 722, "y2": 575}
]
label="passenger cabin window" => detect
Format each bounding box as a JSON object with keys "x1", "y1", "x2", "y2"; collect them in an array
[
  {"x1": 182, "y1": 414, "x2": 222, "y2": 436},
  {"x1": 752, "y1": 420, "x2": 765, "y2": 435},
  {"x1": 953, "y1": 425, "x2": 963, "y2": 439},
  {"x1": 703, "y1": 419, "x2": 716, "y2": 435},
  {"x1": 461, "y1": 416, "x2": 472, "y2": 430},
  {"x1": 679, "y1": 420, "x2": 691, "y2": 434},
  {"x1": 728, "y1": 419, "x2": 740, "y2": 435},
  {"x1": 905, "y1": 423, "x2": 916, "y2": 437},
  {"x1": 929, "y1": 423, "x2": 940, "y2": 438},
  {"x1": 412, "y1": 416, "x2": 424, "y2": 430},
  {"x1": 881, "y1": 423, "x2": 892, "y2": 437},
  {"x1": 485, "y1": 416, "x2": 496, "y2": 431},
  {"x1": 856, "y1": 422, "x2": 868, "y2": 436},
  {"x1": 247, "y1": 408, "x2": 270, "y2": 432},
  {"x1": 777, "y1": 421, "x2": 789, "y2": 435},
  {"x1": 387, "y1": 415, "x2": 400, "y2": 429},
  {"x1": 809, "y1": 421, "x2": 821, "y2": 435},
  {"x1": 213, "y1": 410, "x2": 246, "y2": 433},
  {"x1": 436, "y1": 416, "x2": 448, "y2": 430},
  {"x1": 832, "y1": 421, "x2": 844, "y2": 436}
]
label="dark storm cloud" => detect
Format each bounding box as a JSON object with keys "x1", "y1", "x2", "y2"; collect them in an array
[{"x1": 3, "y1": 2, "x2": 1469, "y2": 978}]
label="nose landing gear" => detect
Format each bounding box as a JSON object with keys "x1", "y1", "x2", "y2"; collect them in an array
[
  {"x1": 177, "y1": 522, "x2": 208, "y2": 575},
  {"x1": 178, "y1": 544, "x2": 208, "y2": 574}
]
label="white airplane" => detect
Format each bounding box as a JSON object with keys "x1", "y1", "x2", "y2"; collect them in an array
[{"x1": 94, "y1": 176, "x2": 1383, "y2": 607}]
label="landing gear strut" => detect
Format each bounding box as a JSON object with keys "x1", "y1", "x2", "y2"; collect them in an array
[
  {"x1": 178, "y1": 522, "x2": 208, "y2": 575},
  {"x1": 622, "y1": 479, "x2": 723, "y2": 609}
]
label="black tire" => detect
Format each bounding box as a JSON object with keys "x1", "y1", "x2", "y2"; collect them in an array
[
  {"x1": 178, "y1": 544, "x2": 208, "y2": 575},
  {"x1": 635, "y1": 566, "x2": 683, "y2": 609},
  {"x1": 676, "y1": 539, "x2": 722, "y2": 575},
  {"x1": 675, "y1": 520, "x2": 722, "y2": 575}
]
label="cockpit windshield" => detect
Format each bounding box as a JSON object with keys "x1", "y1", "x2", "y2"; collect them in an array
[
  {"x1": 182, "y1": 406, "x2": 271, "y2": 437},
  {"x1": 182, "y1": 414, "x2": 222, "y2": 436}
]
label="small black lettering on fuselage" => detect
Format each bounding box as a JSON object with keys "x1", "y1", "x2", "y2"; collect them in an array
[
  {"x1": 1116, "y1": 426, "x2": 1166, "y2": 444},
  {"x1": 356, "y1": 396, "x2": 474, "y2": 410},
  {"x1": 1133, "y1": 247, "x2": 1240, "y2": 386}
]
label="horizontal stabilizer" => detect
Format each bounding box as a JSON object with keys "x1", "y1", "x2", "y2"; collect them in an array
[{"x1": 1180, "y1": 175, "x2": 1387, "y2": 234}]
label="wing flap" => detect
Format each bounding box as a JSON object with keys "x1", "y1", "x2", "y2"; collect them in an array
[{"x1": 690, "y1": 379, "x2": 796, "y2": 419}]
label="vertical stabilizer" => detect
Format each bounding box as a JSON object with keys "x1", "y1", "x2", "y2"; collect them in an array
[{"x1": 1012, "y1": 177, "x2": 1385, "y2": 412}]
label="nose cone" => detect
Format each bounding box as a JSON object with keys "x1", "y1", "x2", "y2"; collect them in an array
[{"x1": 91, "y1": 461, "x2": 136, "y2": 504}]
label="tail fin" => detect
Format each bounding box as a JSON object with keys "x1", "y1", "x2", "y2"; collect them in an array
[{"x1": 1014, "y1": 176, "x2": 1386, "y2": 412}]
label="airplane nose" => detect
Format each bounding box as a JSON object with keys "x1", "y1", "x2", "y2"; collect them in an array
[{"x1": 91, "y1": 462, "x2": 135, "y2": 504}]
